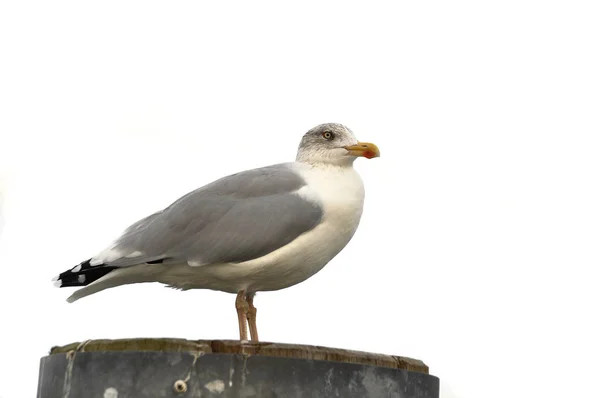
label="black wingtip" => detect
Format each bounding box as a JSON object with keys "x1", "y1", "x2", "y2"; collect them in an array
[{"x1": 54, "y1": 259, "x2": 117, "y2": 288}]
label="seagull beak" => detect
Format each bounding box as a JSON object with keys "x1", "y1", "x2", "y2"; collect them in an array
[{"x1": 344, "y1": 142, "x2": 380, "y2": 159}]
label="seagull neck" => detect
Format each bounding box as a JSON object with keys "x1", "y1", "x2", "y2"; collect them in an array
[{"x1": 296, "y1": 158, "x2": 356, "y2": 168}]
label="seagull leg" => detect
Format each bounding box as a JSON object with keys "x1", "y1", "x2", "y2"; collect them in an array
[
  {"x1": 246, "y1": 293, "x2": 259, "y2": 342},
  {"x1": 235, "y1": 290, "x2": 249, "y2": 341}
]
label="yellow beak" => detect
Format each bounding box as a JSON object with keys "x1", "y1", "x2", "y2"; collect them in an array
[{"x1": 344, "y1": 142, "x2": 380, "y2": 159}]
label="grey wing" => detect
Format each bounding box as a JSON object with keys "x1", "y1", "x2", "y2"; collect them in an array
[{"x1": 96, "y1": 164, "x2": 323, "y2": 267}]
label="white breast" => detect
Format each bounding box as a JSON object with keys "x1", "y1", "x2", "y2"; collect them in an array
[{"x1": 215, "y1": 163, "x2": 365, "y2": 292}]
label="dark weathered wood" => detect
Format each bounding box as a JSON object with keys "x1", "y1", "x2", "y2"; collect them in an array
[
  {"x1": 41, "y1": 339, "x2": 439, "y2": 397},
  {"x1": 49, "y1": 338, "x2": 429, "y2": 374}
]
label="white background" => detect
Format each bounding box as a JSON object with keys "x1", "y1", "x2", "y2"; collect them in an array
[{"x1": 1, "y1": 1, "x2": 599, "y2": 397}]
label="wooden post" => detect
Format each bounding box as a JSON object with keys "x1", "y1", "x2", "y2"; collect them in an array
[{"x1": 37, "y1": 338, "x2": 439, "y2": 397}]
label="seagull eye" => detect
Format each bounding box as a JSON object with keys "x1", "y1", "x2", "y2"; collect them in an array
[{"x1": 322, "y1": 131, "x2": 334, "y2": 140}]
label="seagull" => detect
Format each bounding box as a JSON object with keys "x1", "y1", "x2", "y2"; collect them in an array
[{"x1": 53, "y1": 123, "x2": 379, "y2": 341}]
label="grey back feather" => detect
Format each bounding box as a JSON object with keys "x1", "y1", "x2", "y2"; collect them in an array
[{"x1": 104, "y1": 163, "x2": 322, "y2": 267}]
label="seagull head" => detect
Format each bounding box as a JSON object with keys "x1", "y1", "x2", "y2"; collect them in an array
[{"x1": 296, "y1": 123, "x2": 380, "y2": 166}]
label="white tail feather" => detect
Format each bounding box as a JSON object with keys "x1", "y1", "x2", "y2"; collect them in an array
[{"x1": 66, "y1": 265, "x2": 160, "y2": 303}]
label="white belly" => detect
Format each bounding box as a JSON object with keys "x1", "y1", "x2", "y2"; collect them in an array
[{"x1": 162, "y1": 163, "x2": 365, "y2": 293}]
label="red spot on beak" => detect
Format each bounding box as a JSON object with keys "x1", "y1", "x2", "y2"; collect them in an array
[{"x1": 363, "y1": 150, "x2": 376, "y2": 159}]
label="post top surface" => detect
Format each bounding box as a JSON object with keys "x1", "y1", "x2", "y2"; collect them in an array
[{"x1": 49, "y1": 338, "x2": 429, "y2": 374}]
